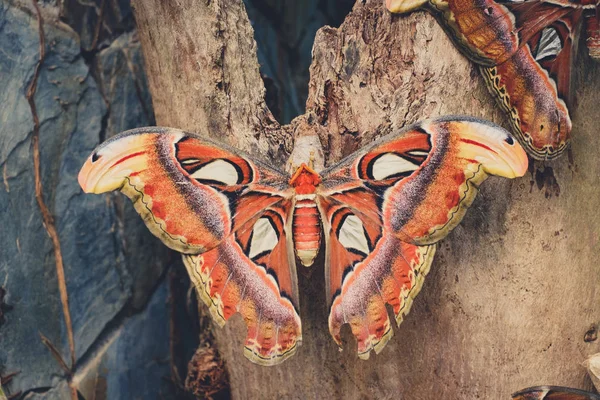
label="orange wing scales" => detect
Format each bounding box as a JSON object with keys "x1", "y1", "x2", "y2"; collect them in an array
[
  {"x1": 183, "y1": 237, "x2": 301, "y2": 366},
  {"x1": 431, "y1": 0, "x2": 521, "y2": 65},
  {"x1": 385, "y1": 119, "x2": 525, "y2": 244},
  {"x1": 328, "y1": 235, "x2": 436, "y2": 358},
  {"x1": 480, "y1": 48, "x2": 571, "y2": 159},
  {"x1": 387, "y1": 0, "x2": 598, "y2": 160},
  {"x1": 78, "y1": 129, "x2": 237, "y2": 253}
]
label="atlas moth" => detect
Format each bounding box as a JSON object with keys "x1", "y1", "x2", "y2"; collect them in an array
[
  {"x1": 386, "y1": 0, "x2": 600, "y2": 161},
  {"x1": 79, "y1": 116, "x2": 528, "y2": 365}
]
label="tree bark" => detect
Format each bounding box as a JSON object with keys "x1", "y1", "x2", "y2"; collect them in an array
[{"x1": 131, "y1": 0, "x2": 600, "y2": 398}]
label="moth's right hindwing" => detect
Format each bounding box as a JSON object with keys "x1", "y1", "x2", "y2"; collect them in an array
[{"x1": 182, "y1": 199, "x2": 302, "y2": 366}]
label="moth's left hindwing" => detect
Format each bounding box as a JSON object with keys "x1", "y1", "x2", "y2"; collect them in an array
[
  {"x1": 79, "y1": 127, "x2": 302, "y2": 365},
  {"x1": 318, "y1": 118, "x2": 528, "y2": 358},
  {"x1": 182, "y1": 206, "x2": 302, "y2": 365}
]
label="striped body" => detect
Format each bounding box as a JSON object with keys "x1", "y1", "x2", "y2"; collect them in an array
[
  {"x1": 293, "y1": 195, "x2": 321, "y2": 266},
  {"x1": 289, "y1": 165, "x2": 322, "y2": 267}
]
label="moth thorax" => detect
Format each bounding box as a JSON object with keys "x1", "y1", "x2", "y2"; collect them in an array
[{"x1": 293, "y1": 196, "x2": 321, "y2": 267}]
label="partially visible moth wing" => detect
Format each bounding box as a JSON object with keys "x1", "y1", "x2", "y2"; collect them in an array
[
  {"x1": 512, "y1": 386, "x2": 600, "y2": 400},
  {"x1": 387, "y1": 0, "x2": 565, "y2": 66},
  {"x1": 502, "y1": 0, "x2": 600, "y2": 63},
  {"x1": 482, "y1": 0, "x2": 584, "y2": 159},
  {"x1": 586, "y1": 5, "x2": 600, "y2": 59},
  {"x1": 480, "y1": 44, "x2": 572, "y2": 160},
  {"x1": 386, "y1": 0, "x2": 597, "y2": 160},
  {"x1": 79, "y1": 127, "x2": 302, "y2": 365},
  {"x1": 317, "y1": 117, "x2": 528, "y2": 358},
  {"x1": 388, "y1": 0, "x2": 522, "y2": 65},
  {"x1": 183, "y1": 199, "x2": 302, "y2": 366},
  {"x1": 78, "y1": 127, "x2": 287, "y2": 254},
  {"x1": 388, "y1": 0, "x2": 590, "y2": 68}
]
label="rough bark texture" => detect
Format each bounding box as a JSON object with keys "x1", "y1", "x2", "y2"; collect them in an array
[
  {"x1": 130, "y1": 0, "x2": 291, "y2": 163},
  {"x1": 132, "y1": 0, "x2": 600, "y2": 398}
]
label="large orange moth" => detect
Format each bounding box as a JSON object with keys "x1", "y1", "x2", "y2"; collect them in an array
[
  {"x1": 386, "y1": 0, "x2": 599, "y2": 160},
  {"x1": 78, "y1": 117, "x2": 527, "y2": 365}
]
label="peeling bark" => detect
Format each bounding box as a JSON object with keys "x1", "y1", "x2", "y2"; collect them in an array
[{"x1": 131, "y1": 0, "x2": 600, "y2": 398}]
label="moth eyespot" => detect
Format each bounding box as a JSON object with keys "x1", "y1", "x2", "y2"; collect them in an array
[
  {"x1": 504, "y1": 137, "x2": 514, "y2": 145},
  {"x1": 181, "y1": 158, "x2": 202, "y2": 165},
  {"x1": 91, "y1": 152, "x2": 101, "y2": 162},
  {"x1": 368, "y1": 153, "x2": 420, "y2": 180},
  {"x1": 189, "y1": 159, "x2": 241, "y2": 185},
  {"x1": 540, "y1": 124, "x2": 544, "y2": 131},
  {"x1": 337, "y1": 214, "x2": 370, "y2": 256},
  {"x1": 248, "y1": 217, "x2": 279, "y2": 260}
]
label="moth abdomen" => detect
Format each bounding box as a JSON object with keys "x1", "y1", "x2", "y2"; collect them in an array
[
  {"x1": 289, "y1": 163, "x2": 324, "y2": 267},
  {"x1": 292, "y1": 197, "x2": 322, "y2": 267}
]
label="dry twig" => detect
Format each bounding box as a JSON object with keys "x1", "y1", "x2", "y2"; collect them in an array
[{"x1": 26, "y1": 2, "x2": 77, "y2": 399}]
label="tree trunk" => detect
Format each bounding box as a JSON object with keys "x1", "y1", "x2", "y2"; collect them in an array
[{"x1": 131, "y1": 0, "x2": 600, "y2": 398}]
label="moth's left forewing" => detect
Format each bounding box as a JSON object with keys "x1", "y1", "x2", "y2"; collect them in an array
[
  {"x1": 78, "y1": 128, "x2": 285, "y2": 254},
  {"x1": 318, "y1": 117, "x2": 527, "y2": 359}
]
